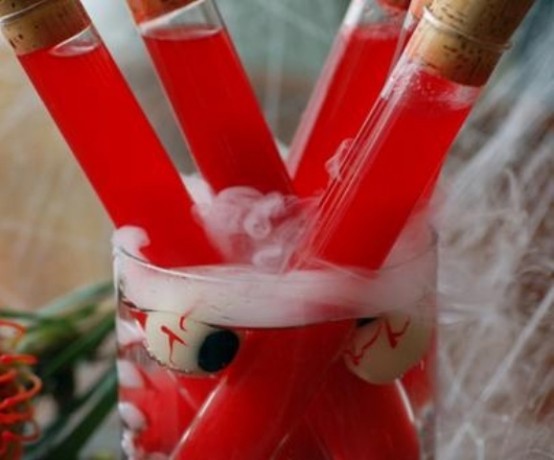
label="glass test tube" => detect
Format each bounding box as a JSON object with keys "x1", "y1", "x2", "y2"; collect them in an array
[
  {"x1": 123, "y1": 4, "x2": 362, "y2": 460},
  {"x1": 127, "y1": 0, "x2": 292, "y2": 194},
  {"x1": 0, "y1": 0, "x2": 221, "y2": 268},
  {"x1": 296, "y1": 1, "x2": 535, "y2": 458},
  {"x1": 0, "y1": 1, "x2": 231, "y2": 456},
  {"x1": 288, "y1": 0, "x2": 409, "y2": 197},
  {"x1": 288, "y1": 0, "x2": 532, "y2": 458},
  {"x1": 390, "y1": 0, "x2": 429, "y2": 65}
]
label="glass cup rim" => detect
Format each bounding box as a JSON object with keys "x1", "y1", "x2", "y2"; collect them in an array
[
  {"x1": 113, "y1": 227, "x2": 437, "y2": 328},
  {"x1": 112, "y1": 227, "x2": 438, "y2": 284}
]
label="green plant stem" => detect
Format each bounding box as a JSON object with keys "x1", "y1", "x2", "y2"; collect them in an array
[
  {"x1": 41, "y1": 313, "x2": 115, "y2": 381},
  {"x1": 38, "y1": 282, "x2": 113, "y2": 318},
  {"x1": 26, "y1": 366, "x2": 118, "y2": 460},
  {"x1": 48, "y1": 369, "x2": 118, "y2": 459}
]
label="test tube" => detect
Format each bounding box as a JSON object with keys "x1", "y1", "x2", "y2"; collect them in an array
[
  {"x1": 0, "y1": 1, "x2": 225, "y2": 454},
  {"x1": 288, "y1": 0, "x2": 409, "y2": 197},
  {"x1": 305, "y1": 361, "x2": 420, "y2": 459},
  {"x1": 308, "y1": 0, "x2": 535, "y2": 270},
  {"x1": 301, "y1": 1, "x2": 535, "y2": 456},
  {"x1": 126, "y1": 0, "x2": 292, "y2": 194},
  {"x1": 390, "y1": 0, "x2": 429, "y2": 65},
  {"x1": 118, "y1": 3, "x2": 359, "y2": 459},
  {"x1": 0, "y1": 0, "x2": 221, "y2": 268}
]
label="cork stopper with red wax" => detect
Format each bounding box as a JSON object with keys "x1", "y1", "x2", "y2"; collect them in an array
[
  {"x1": 407, "y1": 0, "x2": 536, "y2": 86},
  {"x1": 127, "y1": 0, "x2": 197, "y2": 23},
  {"x1": 0, "y1": 0, "x2": 90, "y2": 54}
]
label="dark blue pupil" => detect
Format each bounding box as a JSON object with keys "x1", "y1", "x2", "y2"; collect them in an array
[
  {"x1": 357, "y1": 317, "x2": 377, "y2": 327},
  {"x1": 198, "y1": 329, "x2": 240, "y2": 373}
]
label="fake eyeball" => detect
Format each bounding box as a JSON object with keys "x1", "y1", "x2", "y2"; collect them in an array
[
  {"x1": 144, "y1": 311, "x2": 240, "y2": 375},
  {"x1": 344, "y1": 311, "x2": 433, "y2": 384}
]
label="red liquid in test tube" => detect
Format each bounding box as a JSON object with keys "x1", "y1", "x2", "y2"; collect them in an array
[
  {"x1": 139, "y1": 5, "x2": 292, "y2": 194},
  {"x1": 293, "y1": 49, "x2": 479, "y2": 460},
  {"x1": 312, "y1": 69, "x2": 476, "y2": 268},
  {"x1": 127, "y1": 3, "x2": 302, "y2": 450},
  {"x1": 306, "y1": 362, "x2": 420, "y2": 460},
  {"x1": 176, "y1": 321, "x2": 352, "y2": 459},
  {"x1": 12, "y1": 9, "x2": 223, "y2": 453},
  {"x1": 137, "y1": 2, "x2": 422, "y2": 456},
  {"x1": 227, "y1": 65, "x2": 460, "y2": 452},
  {"x1": 129, "y1": 2, "x2": 355, "y2": 457},
  {"x1": 289, "y1": 0, "x2": 405, "y2": 197},
  {"x1": 9, "y1": 0, "x2": 532, "y2": 457},
  {"x1": 119, "y1": 368, "x2": 214, "y2": 453},
  {"x1": 293, "y1": 81, "x2": 463, "y2": 460},
  {"x1": 18, "y1": 31, "x2": 221, "y2": 268},
  {"x1": 300, "y1": 0, "x2": 538, "y2": 451}
]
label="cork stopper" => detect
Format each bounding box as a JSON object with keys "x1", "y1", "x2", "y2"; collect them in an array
[
  {"x1": 127, "y1": 0, "x2": 197, "y2": 23},
  {"x1": 428, "y1": 0, "x2": 535, "y2": 45},
  {"x1": 407, "y1": 0, "x2": 535, "y2": 86},
  {"x1": 0, "y1": 0, "x2": 42, "y2": 17},
  {"x1": 0, "y1": 0, "x2": 90, "y2": 55}
]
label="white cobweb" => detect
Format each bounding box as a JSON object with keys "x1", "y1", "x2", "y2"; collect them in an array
[{"x1": 435, "y1": 11, "x2": 554, "y2": 457}]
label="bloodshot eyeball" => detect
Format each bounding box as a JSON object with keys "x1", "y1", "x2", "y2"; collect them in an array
[
  {"x1": 144, "y1": 311, "x2": 241, "y2": 375},
  {"x1": 344, "y1": 311, "x2": 433, "y2": 384}
]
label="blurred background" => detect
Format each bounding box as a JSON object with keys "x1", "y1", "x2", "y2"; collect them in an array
[{"x1": 0, "y1": 0, "x2": 552, "y2": 458}]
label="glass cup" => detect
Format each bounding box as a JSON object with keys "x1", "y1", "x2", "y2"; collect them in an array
[{"x1": 114, "y1": 225, "x2": 437, "y2": 459}]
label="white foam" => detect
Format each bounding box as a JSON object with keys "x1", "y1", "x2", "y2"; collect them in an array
[
  {"x1": 112, "y1": 226, "x2": 149, "y2": 258},
  {"x1": 118, "y1": 402, "x2": 147, "y2": 431},
  {"x1": 326, "y1": 139, "x2": 353, "y2": 182},
  {"x1": 51, "y1": 26, "x2": 101, "y2": 57},
  {"x1": 113, "y1": 215, "x2": 436, "y2": 328},
  {"x1": 435, "y1": 20, "x2": 554, "y2": 458},
  {"x1": 116, "y1": 359, "x2": 144, "y2": 389},
  {"x1": 187, "y1": 184, "x2": 316, "y2": 270},
  {"x1": 121, "y1": 430, "x2": 136, "y2": 458},
  {"x1": 116, "y1": 316, "x2": 145, "y2": 347}
]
